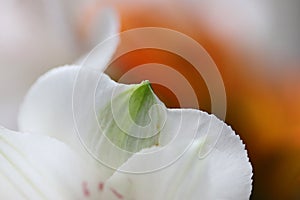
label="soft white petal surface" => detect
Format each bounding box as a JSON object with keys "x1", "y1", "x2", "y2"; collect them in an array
[
  {"x1": 0, "y1": 126, "x2": 107, "y2": 200},
  {"x1": 104, "y1": 109, "x2": 253, "y2": 200},
  {"x1": 18, "y1": 66, "x2": 124, "y2": 163},
  {"x1": 18, "y1": 65, "x2": 165, "y2": 171}
]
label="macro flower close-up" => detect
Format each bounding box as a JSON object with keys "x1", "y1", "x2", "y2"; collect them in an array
[{"x1": 0, "y1": 1, "x2": 299, "y2": 200}]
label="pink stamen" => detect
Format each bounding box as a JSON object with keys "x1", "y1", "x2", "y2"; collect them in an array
[
  {"x1": 110, "y1": 187, "x2": 124, "y2": 199},
  {"x1": 98, "y1": 182, "x2": 104, "y2": 191},
  {"x1": 82, "y1": 181, "x2": 90, "y2": 197}
]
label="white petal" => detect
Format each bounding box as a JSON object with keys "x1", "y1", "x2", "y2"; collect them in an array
[
  {"x1": 18, "y1": 66, "x2": 114, "y2": 178},
  {"x1": 76, "y1": 7, "x2": 120, "y2": 71},
  {"x1": 0, "y1": 126, "x2": 106, "y2": 200},
  {"x1": 18, "y1": 66, "x2": 119, "y2": 158},
  {"x1": 104, "y1": 109, "x2": 252, "y2": 200},
  {"x1": 19, "y1": 66, "x2": 79, "y2": 148},
  {"x1": 19, "y1": 66, "x2": 166, "y2": 171}
]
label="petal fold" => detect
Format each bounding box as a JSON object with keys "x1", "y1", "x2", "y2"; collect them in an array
[{"x1": 104, "y1": 109, "x2": 253, "y2": 200}]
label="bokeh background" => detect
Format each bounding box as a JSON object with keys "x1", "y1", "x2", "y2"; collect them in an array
[{"x1": 0, "y1": 1, "x2": 299, "y2": 199}]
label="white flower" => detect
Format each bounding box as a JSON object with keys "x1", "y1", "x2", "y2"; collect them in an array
[{"x1": 0, "y1": 8, "x2": 252, "y2": 200}]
